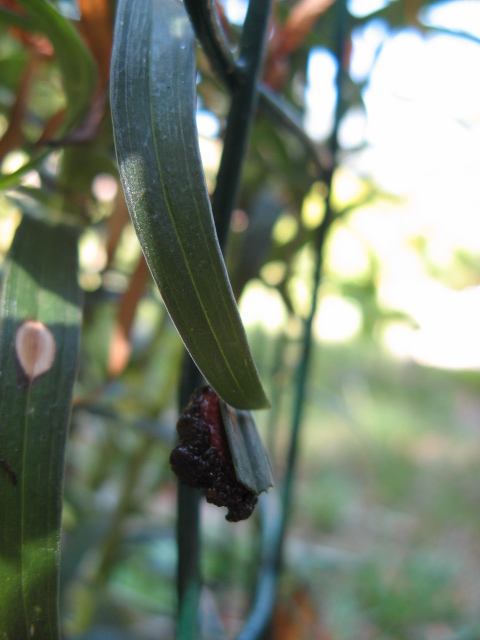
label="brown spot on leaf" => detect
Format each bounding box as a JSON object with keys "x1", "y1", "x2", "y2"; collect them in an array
[
  {"x1": 0, "y1": 458, "x2": 18, "y2": 485},
  {"x1": 170, "y1": 386, "x2": 258, "y2": 522},
  {"x1": 15, "y1": 320, "x2": 55, "y2": 382}
]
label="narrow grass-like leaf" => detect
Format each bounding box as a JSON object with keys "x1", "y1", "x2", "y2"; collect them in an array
[
  {"x1": 16, "y1": 0, "x2": 97, "y2": 135},
  {"x1": 220, "y1": 400, "x2": 274, "y2": 495},
  {"x1": 0, "y1": 150, "x2": 51, "y2": 191},
  {"x1": 0, "y1": 215, "x2": 82, "y2": 640},
  {"x1": 110, "y1": 0, "x2": 269, "y2": 410}
]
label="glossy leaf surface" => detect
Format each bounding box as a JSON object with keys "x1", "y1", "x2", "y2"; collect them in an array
[
  {"x1": 0, "y1": 216, "x2": 82, "y2": 639},
  {"x1": 110, "y1": 0, "x2": 269, "y2": 409}
]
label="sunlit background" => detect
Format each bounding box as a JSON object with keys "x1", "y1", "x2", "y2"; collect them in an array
[{"x1": 219, "y1": 0, "x2": 480, "y2": 372}]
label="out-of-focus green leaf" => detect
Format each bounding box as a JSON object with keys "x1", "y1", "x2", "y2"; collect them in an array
[
  {"x1": 220, "y1": 400, "x2": 273, "y2": 495},
  {"x1": 0, "y1": 151, "x2": 52, "y2": 191},
  {"x1": 110, "y1": 0, "x2": 269, "y2": 410},
  {"x1": 0, "y1": 215, "x2": 82, "y2": 640},
  {"x1": 16, "y1": 0, "x2": 97, "y2": 135},
  {"x1": 0, "y1": 7, "x2": 33, "y2": 31}
]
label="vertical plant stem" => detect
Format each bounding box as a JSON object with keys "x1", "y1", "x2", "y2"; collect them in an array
[
  {"x1": 237, "y1": 3, "x2": 349, "y2": 639},
  {"x1": 275, "y1": 0, "x2": 348, "y2": 574},
  {"x1": 176, "y1": 355, "x2": 204, "y2": 640},
  {"x1": 275, "y1": 208, "x2": 332, "y2": 564},
  {"x1": 211, "y1": 0, "x2": 274, "y2": 248},
  {"x1": 176, "y1": 1, "x2": 273, "y2": 637}
]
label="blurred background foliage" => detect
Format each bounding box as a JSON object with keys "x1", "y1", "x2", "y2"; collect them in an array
[{"x1": 1, "y1": 0, "x2": 480, "y2": 638}]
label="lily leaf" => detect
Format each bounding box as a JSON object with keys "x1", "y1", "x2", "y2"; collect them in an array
[
  {"x1": 16, "y1": 0, "x2": 97, "y2": 135},
  {"x1": 220, "y1": 400, "x2": 274, "y2": 495},
  {"x1": 0, "y1": 215, "x2": 82, "y2": 640},
  {"x1": 110, "y1": 0, "x2": 269, "y2": 410}
]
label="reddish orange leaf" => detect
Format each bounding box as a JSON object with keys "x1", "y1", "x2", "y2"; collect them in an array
[
  {"x1": 108, "y1": 255, "x2": 149, "y2": 378},
  {"x1": 0, "y1": 53, "x2": 38, "y2": 161},
  {"x1": 78, "y1": 0, "x2": 113, "y2": 86},
  {"x1": 264, "y1": 0, "x2": 335, "y2": 90}
]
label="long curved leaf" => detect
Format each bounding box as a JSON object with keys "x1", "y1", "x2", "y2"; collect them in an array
[
  {"x1": 0, "y1": 216, "x2": 82, "y2": 639},
  {"x1": 110, "y1": 0, "x2": 269, "y2": 410},
  {"x1": 16, "y1": 0, "x2": 97, "y2": 135}
]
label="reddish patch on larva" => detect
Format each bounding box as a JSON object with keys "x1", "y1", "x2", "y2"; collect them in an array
[
  {"x1": 196, "y1": 387, "x2": 230, "y2": 464},
  {"x1": 169, "y1": 385, "x2": 258, "y2": 522}
]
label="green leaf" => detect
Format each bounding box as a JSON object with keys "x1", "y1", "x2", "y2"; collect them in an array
[
  {"x1": 16, "y1": 0, "x2": 97, "y2": 135},
  {"x1": 0, "y1": 7, "x2": 34, "y2": 31},
  {"x1": 0, "y1": 215, "x2": 82, "y2": 639},
  {"x1": 110, "y1": 0, "x2": 269, "y2": 410},
  {"x1": 0, "y1": 151, "x2": 51, "y2": 191},
  {"x1": 220, "y1": 400, "x2": 274, "y2": 495}
]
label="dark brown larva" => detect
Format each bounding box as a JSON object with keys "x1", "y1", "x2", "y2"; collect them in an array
[{"x1": 169, "y1": 386, "x2": 257, "y2": 522}]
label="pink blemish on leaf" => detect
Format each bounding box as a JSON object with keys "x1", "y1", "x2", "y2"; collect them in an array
[{"x1": 15, "y1": 320, "x2": 56, "y2": 382}]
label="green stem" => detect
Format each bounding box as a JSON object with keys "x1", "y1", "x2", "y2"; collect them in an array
[
  {"x1": 182, "y1": 0, "x2": 327, "y2": 185},
  {"x1": 237, "y1": 2, "x2": 349, "y2": 638},
  {"x1": 275, "y1": 0, "x2": 348, "y2": 579},
  {"x1": 210, "y1": 0, "x2": 274, "y2": 248},
  {"x1": 257, "y1": 83, "x2": 329, "y2": 181},
  {"x1": 176, "y1": 355, "x2": 204, "y2": 640},
  {"x1": 175, "y1": 1, "x2": 273, "y2": 636},
  {"x1": 182, "y1": 0, "x2": 236, "y2": 89}
]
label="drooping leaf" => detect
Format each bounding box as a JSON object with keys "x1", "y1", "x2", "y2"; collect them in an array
[
  {"x1": 16, "y1": 0, "x2": 97, "y2": 135},
  {"x1": 0, "y1": 215, "x2": 82, "y2": 640},
  {"x1": 220, "y1": 399, "x2": 274, "y2": 495},
  {"x1": 110, "y1": 0, "x2": 269, "y2": 410}
]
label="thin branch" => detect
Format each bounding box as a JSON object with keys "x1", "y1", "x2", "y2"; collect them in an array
[
  {"x1": 210, "y1": 0, "x2": 274, "y2": 248},
  {"x1": 276, "y1": 0, "x2": 348, "y2": 576},
  {"x1": 236, "y1": 1, "x2": 349, "y2": 637},
  {"x1": 183, "y1": 0, "x2": 236, "y2": 89},
  {"x1": 176, "y1": 355, "x2": 204, "y2": 639},
  {"x1": 257, "y1": 83, "x2": 332, "y2": 180},
  {"x1": 183, "y1": 1, "x2": 332, "y2": 187}
]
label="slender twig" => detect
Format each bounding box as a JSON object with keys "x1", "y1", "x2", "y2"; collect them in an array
[
  {"x1": 183, "y1": 0, "x2": 236, "y2": 89},
  {"x1": 236, "y1": 2, "x2": 349, "y2": 638},
  {"x1": 176, "y1": 357, "x2": 204, "y2": 640},
  {"x1": 423, "y1": 24, "x2": 480, "y2": 46},
  {"x1": 257, "y1": 83, "x2": 332, "y2": 181},
  {"x1": 275, "y1": 0, "x2": 348, "y2": 584},
  {"x1": 236, "y1": 490, "x2": 281, "y2": 640},
  {"x1": 183, "y1": 0, "x2": 330, "y2": 184},
  {"x1": 210, "y1": 0, "x2": 274, "y2": 248}
]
